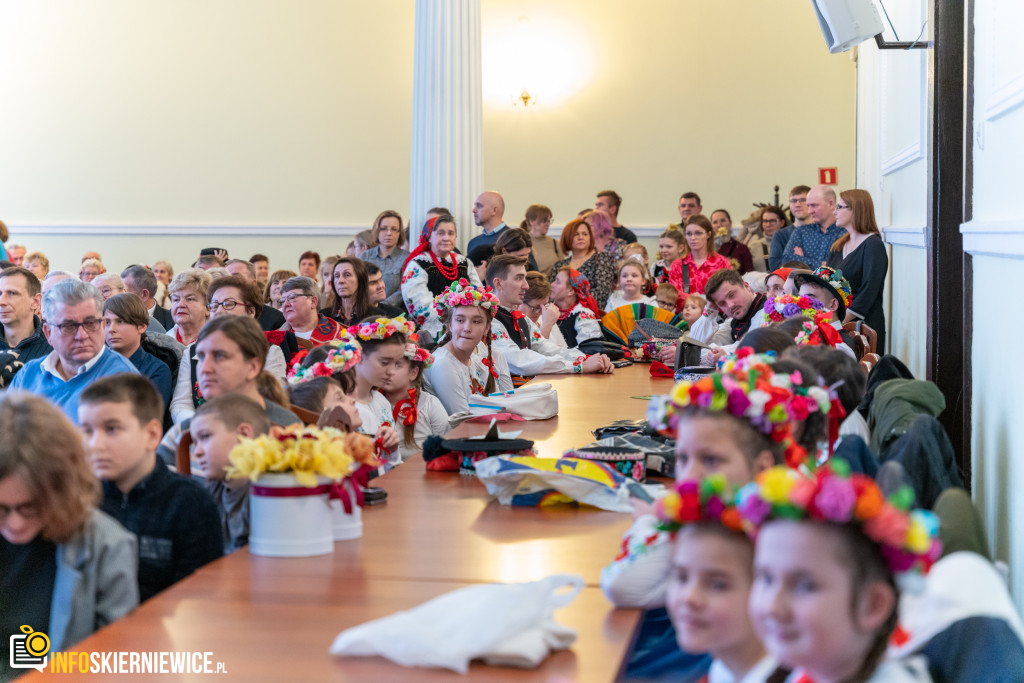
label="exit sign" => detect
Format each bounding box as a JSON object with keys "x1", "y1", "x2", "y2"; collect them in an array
[{"x1": 819, "y1": 167, "x2": 838, "y2": 185}]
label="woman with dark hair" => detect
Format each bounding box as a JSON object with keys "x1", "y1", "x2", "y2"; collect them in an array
[
  {"x1": 329, "y1": 257, "x2": 378, "y2": 327},
  {"x1": 400, "y1": 214, "x2": 482, "y2": 339},
  {"x1": 360, "y1": 210, "x2": 410, "y2": 308},
  {"x1": 521, "y1": 204, "x2": 563, "y2": 274},
  {"x1": 667, "y1": 214, "x2": 731, "y2": 297},
  {"x1": 740, "y1": 206, "x2": 787, "y2": 272},
  {"x1": 711, "y1": 209, "x2": 753, "y2": 274},
  {"x1": 549, "y1": 217, "x2": 617, "y2": 309},
  {"x1": 493, "y1": 227, "x2": 538, "y2": 271},
  {"x1": 828, "y1": 188, "x2": 888, "y2": 350}
]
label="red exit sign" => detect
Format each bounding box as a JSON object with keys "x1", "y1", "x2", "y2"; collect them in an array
[{"x1": 819, "y1": 167, "x2": 838, "y2": 185}]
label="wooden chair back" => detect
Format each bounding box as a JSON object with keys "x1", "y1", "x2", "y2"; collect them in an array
[
  {"x1": 176, "y1": 431, "x2": 193, "y2": 476},
  {"x1": 843, "y1": 320, "x2": 878, "y2": 355}
]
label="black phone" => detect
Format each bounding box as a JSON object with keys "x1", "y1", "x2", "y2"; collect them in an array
[
  {"x1": 362, "y1": 486, "x2": 388, "y2": 505},
  {"x1": 612, "y1": 359, "x2": 633, "y2": 368}
]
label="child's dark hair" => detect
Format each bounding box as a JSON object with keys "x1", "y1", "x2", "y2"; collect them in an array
[
  {"x1": 772, "y1": 315, "x2": 815, "y2": 340},
  {"x1": 437, "y1": 306, "x2": 496, "y2": 394},
  {"x1": 770, "y1": 358, "x2": 827, "y2": 455},
  {"x1": 737, "y1": 327, "x2": 796, "y2": 356},
  {"x1": 195, "y1": 393, "x2": 271, "y2": 434},
  {"x1": 80, "y1": 373, "x2": 164, "y2": 426},
  {"x1": 289, "y1": 376, "x2": 343, "y2": 414},
  {"x1": 394, "y1": 354, "x2": 429, "y2": 447},
  {"x1": 784, "y1": 345, "x2": 865, "y2": 418}
]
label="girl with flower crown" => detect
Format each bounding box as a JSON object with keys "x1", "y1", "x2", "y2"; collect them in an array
[
  {"x1": 740, "y1": 462, "x2": 938, "y2": 683},
  {"x1": 400, "y1": 215, "x2": 483, "y2": 341},
  {"x1": 286, "y1": 337, "x2": 364, "y2": 431},
  {"x1": 349, "y1": 316, "x2": 414, "y2": 466},
  {"x1": 422, "y1": 281, "x2": 513, "y2": 416},
  {"x1": 658, "y1": 477, "x2": 783, "y2": 683},
  {"x1": 380, "y1": 339, "x2": 450, "y2": 460},
  {"x1": 603, "y1": 352, "x2": 839, "y2": 680}
]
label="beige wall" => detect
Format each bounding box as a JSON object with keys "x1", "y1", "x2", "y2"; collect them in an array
[{"x1": 2, "y1": 0, "x2": 855, "y2": 276}]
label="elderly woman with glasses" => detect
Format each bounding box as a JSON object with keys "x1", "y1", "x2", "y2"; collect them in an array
[{"x1": 278, "y1": 276, "x2": 348, "y2": 347}]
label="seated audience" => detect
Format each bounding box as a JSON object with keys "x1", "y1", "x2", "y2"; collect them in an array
[
  {"x1": 828, "y1": 188, "x2": 889, "y2": 351},
  {"x1": 746, "y1": 205, "x2": 786, "y2": 272},
  {"x1": 264, "y1": 269, "x2": 296, "y2": 311},
  {"x1": 348, "y1": 317, "x2": 407, "y2": 465},
  {"x1": 380, "y1": 341, "x2": 450, "y2": 459},
  {"x1": 7, "y1": 243, "x2": 26, "y2": 268},
  {"x1": 166, "y1": 268, "x2": 212, "y2": 346},
  {"x1": 0, "y1": 392, "x2": 138, "y2": 670},
  {"x1": 80, "y1": 375, "x2": 222, "y2": 602},
  {"x1": 102, "y1": 294, "x2": 173, "y2": 407},
  {"x1": 667, "y1": 214, "x2": 731, "y2": 299},
  {"x1": 711, "y1": 209, "x2": 753, "y2": 274},
  {"x1": 0, "y1": 266, "x2": 52, "y2": 367},
  {"x1": 328, "y1": 257, "x2": 384, "y2": 326},
  {"x1": 360, "y1": 210, "x2": 410, "y2": 308},
  {"x1": 401, "y1": 214, "x2": 482, "y2": 339},
  {"x1": 654, "y1": 282, "x2": 679, "y2": 312},
  {"x1": 225, "y1": 258, "x2": 285, "y2": 332},
  {"x1": 188, "y1": 394, "x2": 272, "y2": 552},
  {"x1": 122, "y1": 264, "x2": 174, "y2": 331},
  {"x1": 278, "y1": 276, "x2": 348, "y2": 346},
  {"x1": 352, "y1": 230, "x2": 375, "y2": 258},
  {"x1": 318, "y1": 255, "x2": 341, "y2": 310},
  {"x1": 490, "y1": 255, "x2": 612, "y2": 375},
  {"x1": 92, "y1": 272, "x2": 124, "y2": 301},
  {"x1": 10, "y1": 279, "x2": 138, "y2": 422},
  {"x1": 679, "y1": 293, "x2": 706, "y2": 330},
  {"x1": 249, "y1": 254, "x2": 270, "y2": 285},
  {"x1": 297, "y1": 251, "x2": 321, "y2": 284},
  {"x1": 493, "y1": 226, "x2": 539, "y2": 271},
  {"x1": 549, "y1": 267, "x2": 603, "y2": 349},
  {"x1": 522, "y1": 204, "x2": 563, "y2": 275},
  {"x1": 79, "y1": 258, "x2": 105, "y2": 284},
  {"x1": 520, "y1": 271, "x2": 564, "y2": 347},
  {"x1": 23, "y1": 251, "x2": 49, "y2": 281},
  {"x1": 769, "y1": 185, "x2": 809, "y2": 270},
  {"x1": 364, "y1": 262, "x2": 404, "y2": 317},
  {"x1": 423, "y1": 282, "x2": 514, "y2": 415},
  {"x1": 549, "y1": 217, "x2": 617, "y2": 309},
  {"x1": 793, "y1": 265, "x2": 858, "y2": 357},
  {"x1": 706, "y1": 268, "x2": 767, "y2": 345},
  {"x1": 604, "y1": 258, "x2": 657, "y2": 310},
  {"x1": 654, "y1": 230, "x2": 685, "y2": 284}
]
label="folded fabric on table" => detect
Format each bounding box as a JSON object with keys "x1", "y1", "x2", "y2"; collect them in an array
[
  {"x1": 475, "y1": 456, "x2": 634, "y2": 512},
  {"x1": 329, "y1": 574, "x2": 583, "y2": 673}
]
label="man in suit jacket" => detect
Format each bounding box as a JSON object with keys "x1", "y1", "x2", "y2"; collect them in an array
[
  {"x1": 122, "y1": 264, "x2": 174, "y2": 329},
  {"x1": 225, "y1": 259, "x2": 285, "y2": 331}
]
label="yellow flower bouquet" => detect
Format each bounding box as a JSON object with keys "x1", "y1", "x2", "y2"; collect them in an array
[{"x1": 227, "y1": 424, "x2": 379, "y2": 488}]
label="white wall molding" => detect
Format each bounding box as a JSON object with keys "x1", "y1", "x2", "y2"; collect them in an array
[
  {"x1": 878, "y1": 49, "x2": 927, "y2": 176},
  {"x1": 961, "y1": 220, "x2": 1024, "y2": 258},
  {"x1": 879, "y1": 141, "x2": 924, "y2": 176},
  {"x1": 882, "y1": 224, "x2": 926, "y2": 248},
  {"x1": 982, "y1": 2, "x2": 1024, "y2": 122},
  {"x1": 985, "y1": 73, "x2": 1024, "y2": 122},
  {"x1": 9, "y1": 224, "x2": 362, "y2": 238}
]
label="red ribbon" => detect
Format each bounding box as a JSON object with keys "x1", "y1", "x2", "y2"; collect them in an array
[
  {"x1": 481, "y1": 357, "x2": 499, "y2": 380},
  {"x1": 329, "y1": 467, "x2": 373, "y2": 514},
  {"x1": 251, "y1": 484, "x2": 331, "y2": 497},
  {"x1": 510, "y1": 309, "x2": 526, "y2": 334},
  {"x1": 392, "y1": 388, "x2": 418, "y2": 426}
]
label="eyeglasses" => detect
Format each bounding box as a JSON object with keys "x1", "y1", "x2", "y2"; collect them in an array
[
  {"x1": 761, "y1": 217, "x2": 782, "y2": 225},
  {"x1": 523, "y1": 302, "x2": 544, "y2": 314},
  {"x1": 49, "y1": 318, "x2": 102, "y2": 336},
  {"x1": 207, "y1": 299, "x2": 244, "y2": 311},
  {"x1": 836, "y1": 204, "x2": 850, "y2": 210},
  {"x1": 0, "y1": 501, "x2": 40, "y2": 521},
  {"x1": 280, "y1": 293, "x2": 312, "y2": 305}
]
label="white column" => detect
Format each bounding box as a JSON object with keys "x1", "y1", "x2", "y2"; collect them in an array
[{"x1": 410, "y1": 0, "x2": 483, "y2": 252}]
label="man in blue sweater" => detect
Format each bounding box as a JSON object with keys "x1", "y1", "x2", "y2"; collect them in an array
[{"x1": 10, "y1": 278, "x2": 138, "y2": 423}]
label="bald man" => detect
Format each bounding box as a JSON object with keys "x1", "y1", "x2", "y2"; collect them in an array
[
  {"x1": 781, "y1": 185, "x2": 845, "y2": 268},
  {"x1": 467, "y1": 191, "x2": 510, "y2": 254}
]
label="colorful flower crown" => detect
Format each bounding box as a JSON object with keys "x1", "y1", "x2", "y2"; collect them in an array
[
  {"x1": 403, "y1": 342, "x2": 433, "y2": 367},
  {"x1": 655, "y1": 474, "x2": 744, "y2": 533},
  {"x1": 737, "y1": 460, "x2": 942, "y2": 577},
  {"x1": 432, "y1": 279, "x2": 500, "y2": 316},
  {"x1": 763, "y1": 294, "x2": 827, "y2": 324},
  {"x1": 287, "y1": 335, "x2": 363, "y2": 385},
  {"x1": 809, "y1": 266, "x2": 852, "y2": 308},
  {"x1": 348, "y1": 316, "x2": 415, "y2": 342},
  {"x1": 647, "y1": 349, "x2": 837, "y2": 468}
]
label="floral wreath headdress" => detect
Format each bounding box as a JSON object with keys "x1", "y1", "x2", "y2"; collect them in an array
[
  {"x1": 647, "y1": 348, "x2": 842, "y2": 469},
  {"x1": 348, "y1": 316, "x2": 416, "y2": 342},
  {"x1": 287, "y1": 334, "x2": 363, "y2": 385},
  {"x1": 655, "y1": 474, "x2": 745, "y2": 534},
  {"x1": 403, "y1": 342, "x2": 433, "y2": 368},
  {"x1": 763, "y1": 294, "x2": 827, "y2": 324},
  {"x1": 432, "y1": 279, "x2": 500, "y2": 317},
  {"x1": 736, "y1": 460, "x2": 942, "y2": 578}
]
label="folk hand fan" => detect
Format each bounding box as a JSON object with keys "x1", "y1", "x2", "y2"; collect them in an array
[{"x1": 601, "y1": 303, "x2": 687, "y2": 346}]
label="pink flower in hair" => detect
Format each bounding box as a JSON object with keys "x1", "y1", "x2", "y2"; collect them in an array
[{"x1": 814, "y1": 476, "x2": 856, "y2": 522}]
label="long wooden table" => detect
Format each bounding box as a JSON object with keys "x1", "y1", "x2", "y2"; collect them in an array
[{"x1": 26, "y1": 365, "x2": 673, "y2": 682}]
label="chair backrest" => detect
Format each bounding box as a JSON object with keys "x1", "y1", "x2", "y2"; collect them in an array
[
  {"x1": 860, "y1": 352, "x2": 881, "y2": 374},
  {"x1": 176, "y1": 431, "x2": 192, "y2": 476},
  {"x1": 291, "y1": 404, "x2": 320, "y2": 425},
  {"x1": 844, "y1": 320, "x2": 878, "y2": 354}
]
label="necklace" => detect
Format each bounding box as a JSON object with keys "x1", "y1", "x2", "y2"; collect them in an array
[{"x1": 429, "y1": 250, "x2": 459, "y2": 280}]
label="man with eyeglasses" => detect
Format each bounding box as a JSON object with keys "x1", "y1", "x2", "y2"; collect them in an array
[
  {"x1": 0, "y1": 267, "x2": 52, "y2": 373},
  {"x1": 9, "y1": 278, "x2": 138, "y2": 423},
  {"x1": 276, "y1": 276, "x2": 348, "y2": 347}
]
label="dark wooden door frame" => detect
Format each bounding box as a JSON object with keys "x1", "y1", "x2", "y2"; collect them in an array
[{"x1": 925, "y1": 0, "x2": 973, "y2": 486}]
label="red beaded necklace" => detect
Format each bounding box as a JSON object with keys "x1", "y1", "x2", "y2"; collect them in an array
[{"x1": 429, "y1": 250, "x2": 459, "y2": 280}]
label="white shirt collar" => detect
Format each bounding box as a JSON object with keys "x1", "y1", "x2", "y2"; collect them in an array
[{"x1": 41, "y1": 345, "x2": 106, "y2": 381}]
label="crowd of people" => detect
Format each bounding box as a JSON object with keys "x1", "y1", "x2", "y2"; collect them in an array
[{"x1": 0, "y1": 182, "x2": 1015, "y2": 683}]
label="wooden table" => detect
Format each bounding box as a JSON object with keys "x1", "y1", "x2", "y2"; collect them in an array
[{"x1": 27, "y1": 365, "x2": 674, "y2": 682}]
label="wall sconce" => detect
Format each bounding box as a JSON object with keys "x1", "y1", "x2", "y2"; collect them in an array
[{"x1": 513, "y1": 89, "x2": 535, "y2": 107}]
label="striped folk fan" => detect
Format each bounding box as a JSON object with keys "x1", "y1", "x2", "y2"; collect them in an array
[{"x1": 600, "y1": 303, "x2": 688, "y2": 346}]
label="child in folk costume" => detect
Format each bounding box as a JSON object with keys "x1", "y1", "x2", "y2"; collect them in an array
[
  {"x1": 348, "y1": 317, "x2": 410, "y2": 466},
  {"x1": 380, "y1": 339, "x2": 450, "y2": 460},
  {"x1": 422, "y1": 281, "x2": 513, "y2": 416}
]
